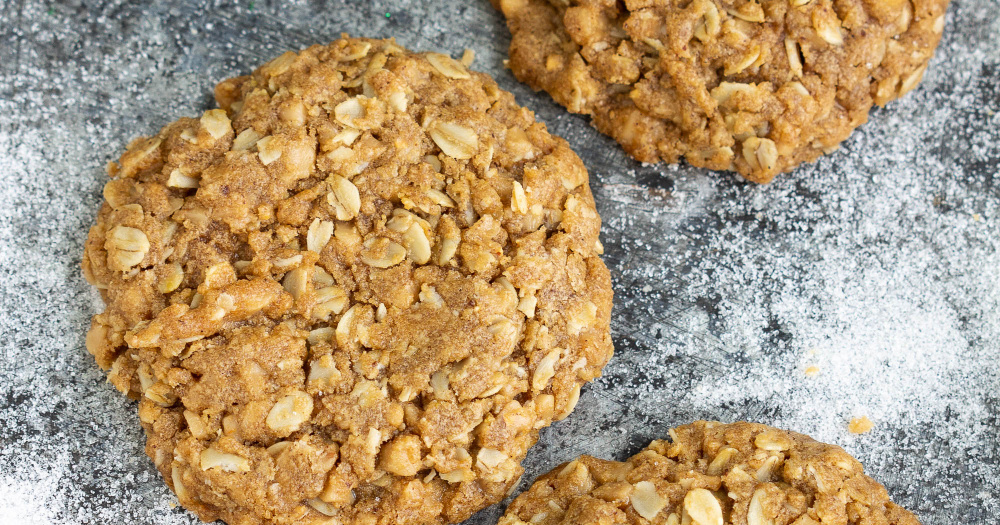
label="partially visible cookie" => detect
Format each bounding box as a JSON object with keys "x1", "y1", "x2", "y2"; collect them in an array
[
  {"x1": 494, "y1": 0, "x2": 950, "y2": 182},
  {"x1": 82, "y1": 37, "x2": 613, "y2": 525},
  {"x1": 500, "y1": 421, "x2": 920, "y2": 525}
]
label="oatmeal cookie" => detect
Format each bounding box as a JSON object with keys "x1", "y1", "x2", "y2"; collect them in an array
[
  {"x1": 82, "y1": 37, "x2": 613, "y2": 525},
  {"x1": 493, "y1": 0, "x2": 950, "y2": 183},
  {"x1": 500, "y1": 421, "x2": 920, "y2": 525}
]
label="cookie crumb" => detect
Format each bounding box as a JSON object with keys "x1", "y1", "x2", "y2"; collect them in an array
[
  {"x1": 849, "y1": 416, "x2": 875, "y2": 434},
  {"x1": 460, "y1": 48, "x2": 475, "y2": 67},
  {"x1": 804, "y1": 365, "x2": 820, "y2": 377}
]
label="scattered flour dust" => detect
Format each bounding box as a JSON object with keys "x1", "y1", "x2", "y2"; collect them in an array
[
  {"x1": 0, "y1": 448, "x2": 64, "y2": 524},
  {"x1": 0, "y1": 480, "x2": 57, "y2": 525}
]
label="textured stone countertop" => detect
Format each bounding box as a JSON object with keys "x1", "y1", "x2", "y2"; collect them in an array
[{"x1": 0, "y1": 1, "x2": 997, "y2": 524}]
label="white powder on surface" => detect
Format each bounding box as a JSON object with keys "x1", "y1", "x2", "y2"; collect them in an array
[
  {"x1": 0, "y1": 468, "x2": 59, "y2": 525},
  {"x1": 0, "y1": 0, "x2": 997, "y2": 524}
]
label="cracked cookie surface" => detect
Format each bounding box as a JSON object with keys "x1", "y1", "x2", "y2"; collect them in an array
[
  {"x1": 493, "y1": 0, "x2": 949, "y2": 183},
  {"x1": 500, "y1": 421, "x2": 920, "y2": 525},
  {"x1": 82, "y1": 37, "x2": 613, "y2": 525}
]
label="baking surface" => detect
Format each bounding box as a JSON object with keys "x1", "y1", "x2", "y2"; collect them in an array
[{"x1": 0, "y1": 1, "x2": 997, "y2": 524}]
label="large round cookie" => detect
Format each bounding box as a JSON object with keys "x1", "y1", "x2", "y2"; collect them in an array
[
  {"x1": 493, "y1": 0, "x2": 950, "y2": 183},
  {"x1": 82, "y1": 37, "x2": 614, "y2": 525},
  {"x1": 500, "y1": 421, "x2": 920, "y2": 525}
]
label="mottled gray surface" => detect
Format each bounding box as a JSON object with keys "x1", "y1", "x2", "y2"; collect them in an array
[{"x1": 0, "y1": 0, "x2": 998, "y2": 524}]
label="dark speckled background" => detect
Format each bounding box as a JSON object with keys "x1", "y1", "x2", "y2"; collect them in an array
[{"x1": 0, "y1": 1, "x2": 998, "y2": 524}]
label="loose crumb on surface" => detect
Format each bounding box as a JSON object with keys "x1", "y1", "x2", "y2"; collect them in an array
[{"x1": 849, "y1": 416, "x2": 875, "y2": 435}]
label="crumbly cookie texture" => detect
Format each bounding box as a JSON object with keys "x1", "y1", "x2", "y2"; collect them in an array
[
  {"x1": 493, "y1": 0, "x2": 949, "y2": 183},
  {"x1": 82, "y1": 37, "x2": 614, "y2": 525},
  {"x1": 500, "y1": 421, "x2": 920, "y2": 525}
]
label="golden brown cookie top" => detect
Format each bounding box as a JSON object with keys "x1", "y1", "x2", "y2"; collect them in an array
[
  {"x1": 82, "y1": 37, "x2": 613, "y2": 525},
  {"x1": 500, "y1": 421, "x2": 921, "y2": 525},
  {"x1": 494, "y1": 0, "x2": 949, "y2": 182}
]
